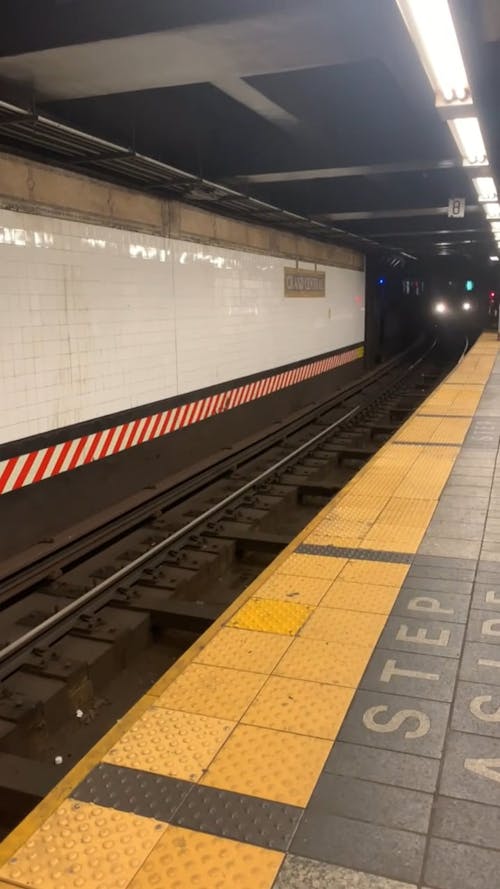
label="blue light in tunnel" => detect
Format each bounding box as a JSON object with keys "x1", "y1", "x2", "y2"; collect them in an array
[{"x1": 378, "y1": 277, "x2": 386, "y2": 285}]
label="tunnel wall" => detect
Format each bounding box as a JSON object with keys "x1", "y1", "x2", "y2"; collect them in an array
[
  {"x1": 0, "y1": 152, "x2": 365, "y2": 557},
  {"x1": 0, "y1": 207, "x2": 365, "y2": 446}
]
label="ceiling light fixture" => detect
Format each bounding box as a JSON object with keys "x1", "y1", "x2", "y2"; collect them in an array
[
  {"x1": 396, "y1": 0, "x2": 470, "y2": 104},
  {"x1": 396, "y1": 0, "x2": 499, "y2": 256},
  {"x1": 473, "y1": 177, "x2": 498, "y2": 203},
  {"x1": 490, "y1": 221, "x2": 500, "y2": 233},
  {"x1": 448, "y1": 118, "x2": 488, "y2": 166},
  {"x1": 490, "y1": 256, "x2": 500, "y2": 262}
]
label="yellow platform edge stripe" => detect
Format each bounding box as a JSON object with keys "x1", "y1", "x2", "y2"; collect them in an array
[{"x1": 0, "y1": 332, "x2": 496, "y2": 865}]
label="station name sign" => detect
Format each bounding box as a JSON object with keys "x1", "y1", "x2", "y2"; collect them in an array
[{"x1": 284, "y1": 267, "x2": 325, "y2": 298}]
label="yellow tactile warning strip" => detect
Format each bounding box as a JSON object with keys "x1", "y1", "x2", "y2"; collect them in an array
[
  {"x1": 200, "y1": 723, "x2": 332, "y2": 806},
  {"x1": 1, "y1": 333, "x2": 498, "y2": 889},
  {"x1": 227, "y1": 598, "x2": 313, "y2": 635},
  {"x1": 0, "y1": 799, "x2": 167, "y2": 889},
  {"x1": 395, "y1": 414, "x2": 471, "y2": 444},
  {"x1": 275, "y1": 637, "x2": 373, "y2": 687},
  {"x1": 241, "y1": 675, "x2": 355, "y2": 739},
  {"x1": 102, "y1": 707, "x2": 234, "y2": 781},
  {"x1": 127, "y1": 825, "x2": 283, "y2": 889},
  {"x1": 418, "y1": 383, "x2": 482, "y2": 416},
  {"x1": 156, "y1": 663, "x2": 267, "y2": 720}
]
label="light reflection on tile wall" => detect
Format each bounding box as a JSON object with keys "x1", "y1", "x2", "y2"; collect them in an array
[{"x1": 0, "y1": 210, "x2": 365, "y2": 444}]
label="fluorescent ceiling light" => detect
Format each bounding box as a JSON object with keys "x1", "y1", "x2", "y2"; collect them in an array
[
  {"x1": 396, "y1": 0, "x2": 470, "y2": 103},
  {"x1": 490, "y1": 256, "x2": 500, "y2": 262},
  {"x1": 473, "y1": 177, "x2": 498, "y2": 202},
  {"x1": 484, "y1": 203, "x2": 500, "y2": 219},
  {"x1": 449, "y1": 118, "x2": 488, "y2": 165}
]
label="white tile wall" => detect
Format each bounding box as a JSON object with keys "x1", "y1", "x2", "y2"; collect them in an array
[{"x1": 0, "y1": 209, "x2": 365, "y2": 445}]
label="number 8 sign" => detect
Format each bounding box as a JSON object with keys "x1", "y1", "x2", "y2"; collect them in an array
[{"x1": 448, "y1": 197, "x2": 466, "y2": 218}]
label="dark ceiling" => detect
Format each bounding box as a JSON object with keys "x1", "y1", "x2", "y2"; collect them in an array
[{"x1": 0, "y1": 0, "x2": 498, "y2": 263}]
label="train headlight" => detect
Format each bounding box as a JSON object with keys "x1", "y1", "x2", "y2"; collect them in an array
[
  {"x1": 434, "y1": 301, "x2": 447, "y2": 314},
  {"x1": 462, "y1": 301, "x2": 471, "y2": 311}
]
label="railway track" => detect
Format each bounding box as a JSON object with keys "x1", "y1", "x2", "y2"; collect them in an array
[{"x1": 0, "y1": 335, "x2": 468, "y2": 833}]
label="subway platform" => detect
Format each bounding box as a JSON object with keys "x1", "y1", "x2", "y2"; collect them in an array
[{"x1": 1, "y1": 333, "x2": 500, "y2": 889}]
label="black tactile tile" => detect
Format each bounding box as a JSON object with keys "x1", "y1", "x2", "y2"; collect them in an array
[
  {"x1": 360, "y1": 649, "x2": 458, "y2": 702},
  {"x1": 423, "y1": 838, "x2": 500, "y2": 889},
  {"x1": 466, "y1": 609, "x2": 500, "y2": 644},
  {"x1": 306, "y1": 773, "x2": 432, "y2": 834},
  {"x1": 295, "y1": 543, "x2": 412, "y2": 564},
  {"x1": 378, "y1": 616, "x2": 465, "y2": 659},
  {"x1": 172, "y1": 784, "x2": 302, "y2": 851},
  {"x1": 71, "y1": 762, "x2": 192, "y2": 821},
  {"x1": 391, "y1": 589, "x2": 470, "y2": 623},
  {"x1": 440, "y1": 731, "x2": 500, "y2": 805},
  {"x1": 338, "y1": 689, "x2": 450, "y2": 758},
  {"x1": 459, "y1": 642, "x2": 500, "y2": 686},
  {"x1": 451, "y1": 680, "x2": 500, "y2": 739},
  {"x1": 324, "y1": 740, "x2": 439, "y2": 793},
  {"x1": 432, "y1": 796, "x2": 500, "y2": 851},
  {"x1": 290, "y1": 812, "x2": 425, "y2": 885}
]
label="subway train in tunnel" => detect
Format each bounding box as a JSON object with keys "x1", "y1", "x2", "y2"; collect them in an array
[{"x1": 427, "y1": 281, "x2": 489, "y2": 342}]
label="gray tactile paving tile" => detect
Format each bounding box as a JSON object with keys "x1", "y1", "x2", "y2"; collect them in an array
[
  {"x1": 459, "y1": 642, "x2": 500, "y2": 686},
  {"x1": 272, "y1": 856, "x2": 417, "y2": 889},
  {"x1": 441, "y1": 484, "x2": 490, "y2": 499},
  {"x1": 71, "y1": 762, "x2": 192, "y2": 821},
  {"x1": 405, "y1": 565, "x2": 476, "y2": 583},
  {"x1": 423, "y1": 838, "x2": 500, "y2": 889},
  {"x1": 172, "y1": 784, "x2": 302, "y2": 850},
  {"x1": 425, "y1": 522, "x2": 485, "y2": 541},
  {"x1": 295, "y1": 544, "x2": 412, "y2": 564},
  {"x1": 472, "y1": 583, "x2": 500, "y2": 612},
  {"x1": 479, "y1": 547, "x2": 500, "y2": 563},
  {"x1": 391, "y1": 589, "x2": 470, "y2": 623},
  {"x1": 402, "y1": 576, "x2": 473, "y2": 596},
  {"x1": 306, "y1": 773, "x2": 432, "y2": 834},
  {"x1": 418, "y1": 537, "x2": 482, "y2": 560},
  {"x1": 466, "y1": 609, "x2": 500, "y2": 644},
  {"x1": 324, "y1": 741, "x2": 439, "y2": 792},
  {"x1": 440, "y1": 731, "x2": 500, "y2": 805},
  {"x1": 411, "y1": 556, "x2": 477, "y2": 570},
  {"x1": 451, "y1": 468, "x2": 494, "y2": 478},
  {"x1": 431, "y1": 509, "x2": 488, "y2": 525},
  {"x1": 432, "y1": 796, "x2": 500, "y2": 850},
  {"x1": 360, "y1": 649, "x2": 458, "y2": 702},
  {"x1": 290, "y1": 813, "x2": 425, "y2": 885},
  {"x1": 444, "y1": 477, "x2": 491, "y2": 488},
  {"x1": 451, "y1": 680, "x2": 500, "y2": 738},
  {"x1": 378, "y1": 616, "x2": 465, "y2": 659},
  {"x1": 476, "y1": 564, "x2": 500, "y2": 581},
  {"x1": 337, "y1": 689, "x2": 450, "y2": 758},
  {"x1": 439, "y1": 486, "x2": 491, "y2": 500}
]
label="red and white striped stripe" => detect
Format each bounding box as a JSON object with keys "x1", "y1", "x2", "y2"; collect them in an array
[{"x1": 0, "y1": 345, "x2": 363, "y2": 496}]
